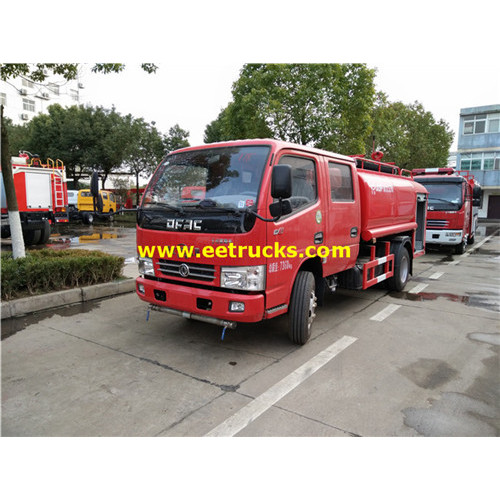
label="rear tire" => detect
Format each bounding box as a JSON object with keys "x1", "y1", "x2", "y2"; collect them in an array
[
  {"x1": 23, "y1": 228, "x2": 41, "y2": 246},
  {"x1": 39, "y1": 219, "x2": 51, "y2": 244},
  {"x1": 386, "y1": 245, "x2": 410, "y2": 292},
  {"x1": 288, "y1": 271, "x2": 317, "y2": 345}
]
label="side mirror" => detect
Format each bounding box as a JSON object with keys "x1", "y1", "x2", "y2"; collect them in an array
[
  {"x1": 271, "y1": 164, "x2": 292, "y2": 199},
  {"x1": 90, "y1": 171, "x2": 100, "y2": 197},
  {"x1": 269, "y1": 199, "x2": 292, "y2": 218},
  {"x1": 472, "y1": 185, "x2": 482, "y2": 207}
]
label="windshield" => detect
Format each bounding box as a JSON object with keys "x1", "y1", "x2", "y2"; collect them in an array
[
  {"x1": 418, "y1": 181, "x2": 463, "y2": 210},
  {"x1": 142, "y1": 145, "x2": 270, "y2": 211}
]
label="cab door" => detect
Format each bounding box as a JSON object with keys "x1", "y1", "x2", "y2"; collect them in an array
[
  {"x1": 101, "y1": 191, "x2": 110, "y2": 212},
  {"x1": 324, "y1": 160, "x2": 360, "y2": 275},
  {"x1": 265, "y1": 150, "x2": 323, "y2": 311}
]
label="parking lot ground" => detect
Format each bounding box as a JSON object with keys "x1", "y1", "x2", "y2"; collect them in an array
[{"x1": 1, "y1": 225, "x2": 499, "y2": 437}]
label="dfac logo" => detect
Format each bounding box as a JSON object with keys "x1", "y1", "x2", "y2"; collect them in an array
[{"x1": 166, "y1": 219, "x2": 202, "y2": 231}]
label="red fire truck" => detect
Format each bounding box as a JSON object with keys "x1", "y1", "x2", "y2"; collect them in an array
[
  {"x1": 412, "y1": 168, "x2": 481, "y2": 254},
  {"x1": 1, "y1": 152, "x2": 69, "y2": 245},
  {"x1": 136, "y1": 140, "x2": 428, "y2": 344}
]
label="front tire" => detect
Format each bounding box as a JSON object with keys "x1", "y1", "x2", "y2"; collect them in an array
[
  {"x1": 288, "y1": 271, "x2": 317, "y2": 345},
  {"x1": 83, "y1": 212, "x2": 94, "y2": 225},
  {"x1": 386, "y1": 245, "x2": 410, "y2": 292},
  {"x1": 455, "y1": 239, "x2": 466, "y2": 255}
]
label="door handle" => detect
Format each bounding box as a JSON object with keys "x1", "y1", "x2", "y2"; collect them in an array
[
  {"x1": 350, "y1": 227, "x2": 358, "y2": 238},
  {"x1": 314, "y1": 232, "x2": 323, "y2": 244}
]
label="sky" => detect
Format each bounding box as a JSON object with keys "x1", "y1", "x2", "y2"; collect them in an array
[{"x1": 79, "y1": 61, "x2": 500, "y2": 152}]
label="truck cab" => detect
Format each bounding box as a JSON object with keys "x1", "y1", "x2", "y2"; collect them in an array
[
  {"x1": 413, "y1": 168, "x2": 481, "y2": 254},
  {"x1": 75, "y1": 189, "x2": 117, "y2": 224}
]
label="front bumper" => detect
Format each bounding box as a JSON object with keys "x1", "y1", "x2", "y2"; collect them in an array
[
  {"x1": 426, "y1": 229, "x2": 463, "y2": 245},
  {"x1": 136, "y1": 276, "x2": 265, "y2": 323}
]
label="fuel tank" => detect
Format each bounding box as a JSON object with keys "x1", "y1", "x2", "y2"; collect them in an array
[{"x1": 357, "y1": 169, "x2": 427, "y2": 241}]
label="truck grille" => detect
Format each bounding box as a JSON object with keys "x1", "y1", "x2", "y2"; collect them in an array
[
  {"x1": 427, "y1": 219, "x2": 449, "y2": 229},
  {"x1": 158, "y1": 260, "x2": 215, "y2": 282}
]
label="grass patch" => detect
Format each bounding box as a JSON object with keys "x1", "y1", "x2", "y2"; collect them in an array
[{"x1": 1, "y1": 249, "x2": 125, "y2": 301}]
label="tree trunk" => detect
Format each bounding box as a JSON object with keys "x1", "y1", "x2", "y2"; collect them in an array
[
  {"x1": 136, "y1": 172, "x2": 140, "y2": 207},
  {"x1": 1, "y1": 105, "x2": 26, "y2": 258}
]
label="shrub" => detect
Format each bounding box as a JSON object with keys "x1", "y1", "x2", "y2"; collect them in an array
[{"x1": 1, "y1": 249, "x2": 125, "y2": 301}]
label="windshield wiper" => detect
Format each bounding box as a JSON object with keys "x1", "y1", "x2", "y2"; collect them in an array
[
  {"x1": 192, "y1": 199, "x2": 241, "y2": 215},
  {"x1": 147, "y1": 202, "x2": 185, "y2": 214}
]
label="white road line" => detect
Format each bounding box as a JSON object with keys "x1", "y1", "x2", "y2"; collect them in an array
[
  {"x1": 205, "y1": 335, "x2": 357, "y2": 437},
  {"x1": 370, "y1": 304, "x2": 401, "y2": 322},
  {"x1": 428, "y1": 272, "x2": 443, "y2": 280},
  {"x1": 409, "y1": 283, "x2": 428, "y2": 294}
]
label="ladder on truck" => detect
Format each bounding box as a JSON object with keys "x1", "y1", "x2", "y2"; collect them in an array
[
  {"x1": 48, "y1": 159, "x2": 66, "y2": 211},
  {"x1": 28, "y1": 156, "x2": 68, "y2": 222}
]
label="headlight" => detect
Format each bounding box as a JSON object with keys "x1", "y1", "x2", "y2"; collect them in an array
[
  {"x1": 138, "y1": 257, "x2": 155, "y2": 276},
  {"x1": 220, "y1": 265, "x2": 266, "y2": 291},
  {"x1": 446, "y1": 231, "x2": 462, "y2": 237}
]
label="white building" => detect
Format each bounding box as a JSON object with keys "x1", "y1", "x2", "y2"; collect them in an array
[{"x1": 0, "y1": 72, "x2": 83, "y2": 125}]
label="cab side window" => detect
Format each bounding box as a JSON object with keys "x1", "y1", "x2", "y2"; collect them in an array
[
  {"x1": 102, "y1": 192, "x2": 108, "y2": 200},
  {"x1": 280, "y1": 155, "x2": 317, "y2": 211},
  {"x1": 329, "y1": 162, "x2": 354, "y2": 202}
]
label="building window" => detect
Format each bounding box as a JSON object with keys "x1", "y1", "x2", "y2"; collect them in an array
[
  {"x1": 48, "y1": 83, "x2": 60, "y2": 95},
  {"x1": 22, "y1": 78, "x2": 34, "y2": 89},
  {"x1": 70, "y1": 89, "x2": 79, "y2": 101},
  {"x1": 463, "y1": 113, "x2": 500, "y2": 135},
  {"x1": 22, "y1": 98, "x2": 35, "y2": 112},
  {"x1": 460, "y1": 152, "x2": 500, "y2": 170},
  {"x1": 487, "y1": 113, "x2": 500, "y2": 133},
  {"x1": 0, "y1": 92, "x2": 6, "y2": 106}
]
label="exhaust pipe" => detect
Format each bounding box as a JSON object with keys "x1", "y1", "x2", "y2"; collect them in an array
[{"x1": 148, "y1": 304, "x2": 237, "y2": 329}]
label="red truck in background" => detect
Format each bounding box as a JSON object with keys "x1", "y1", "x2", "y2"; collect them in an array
[
  {"x1": 1, "y1": 152, "x2": 69, "y2": 245},
  {"x1": 413, "y1": 168, "x2": 482, "y2": 254},
  {"x1": 136, "y1": 139, "x2": 428, "y2": 345}
]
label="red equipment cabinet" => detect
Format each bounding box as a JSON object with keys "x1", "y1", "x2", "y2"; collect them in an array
[
  {"x1": 136, "y1": 140, "x2": 428, "y2": 345},
  {"x1": 413, "y1": 167, "x2": 481, "y2": 254}
]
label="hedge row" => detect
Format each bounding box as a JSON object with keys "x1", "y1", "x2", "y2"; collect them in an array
[{"x1": 1, "y1": 249, "x2": 125, "y2": 301}]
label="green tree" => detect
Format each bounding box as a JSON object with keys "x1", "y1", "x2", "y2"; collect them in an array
[
  {"x1": 0, "y1": 63, "x2": 157, "y2": 82},
  {"x1": 204, "y1": 63, "x2": 376, "y2": 154},
  {"x1": 89, "y1": 107, "x2": 136, "y2": 188},
  {"x1": 3, "y1": 117, "x2": 28, "y2": 156},
  {"x1": 122, "y1": 118, "x2": 168, "y2": 205},
  {"x1": 163, "y1": 124, "x2": 190, "y2": 153},
  {"x1": 23, "y1": 104, "x2": 95, "y2": 187},
  {"x1": 367, "y1": 93, "x2": 454, "y2": 170}
]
